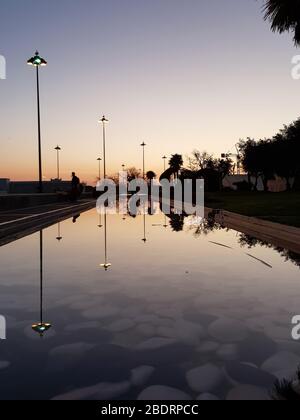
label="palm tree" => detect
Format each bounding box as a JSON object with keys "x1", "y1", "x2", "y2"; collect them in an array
[
  {"x1": 169, "y1": 154, "x2": 183, "y2": 179},
  {"x1": 263, "y1": 0, "x2": 300, "y2": 46},
  {"x1": 146, "y1": 170, "x2": 156, "y2": 181}
]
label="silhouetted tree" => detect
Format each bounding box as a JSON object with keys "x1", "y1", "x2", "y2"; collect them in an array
[
  {"x1": 168, "y1": 213, "x2": 185, "y2": 232},
  {"x1": 169, "y1": 154, "x2": 183, "y2": 179},
  {"x1": 187, "y1": 150, "x2": 233, "y2": 191},
  {"x1": 238, "y1": 138, "x2": 275, "y2": 191},
  {"x1": 188, "y1": 151, "x2": 215, "y2": 171},
  {"x1": 263, "y1": 0, "x2": 300, "y2": 46},
  {"x1": 238, "y1": 139, "x2": 259, "y2": 190},
  {"x1": 126, "y1": 167, "x2": 142, "y2": 182},
  {"x1": 215, "y1": 157, "x2": 234, "y2": 188},
  {"x1": 146, "y1": 171, "x2": 156, "y2": 181},
  {"x1": 273, "y1": 119, "x2": 300, "y2": 190}
]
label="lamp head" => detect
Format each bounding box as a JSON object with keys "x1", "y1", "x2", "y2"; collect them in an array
[
  {"x1": 32, "y1": 322, "x2": 52, "y2": 337},
  {"x1": 27, "y1": 51, "x2": 47, "y2": 67},
  {"x1": 100, "y1": 116, "x2": 108, "y2": 124},
  {"x1": 100, "y1": 263, "x2": 112, "y2": 271}
]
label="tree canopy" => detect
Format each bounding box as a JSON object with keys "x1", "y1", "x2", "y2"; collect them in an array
[{"x1": 264, "y1": 0, "x2": 300, "y2": 46}]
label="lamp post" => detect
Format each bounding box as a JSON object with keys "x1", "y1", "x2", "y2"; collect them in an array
[
  {"x1": 162, "y1": 155, "x2": 167, "y2": 172},
  {"x1": 55, "y1": 146, "x2": 61, "y2": 180},
  {"x1": 27, "y1": 51, "x2": 47, "y2": 193},
  {"x1": 141, "y1": 142, "x2": 146, "y2": 179},
  {"x1": 100, "y1": 211, "x2": 112, "y2": 271},
  {"x1": 99, "y1": 116, "x2": 108, "y2": 179},
  {"x1": 56, "y1": 222, "x2": 63, "y2": 241},
  {"x1": 97, "y1": 157, "x2": 102, "y2": 180},
  {"x1": 142, "y1": 213, "x2": 147, "y2": 243}
]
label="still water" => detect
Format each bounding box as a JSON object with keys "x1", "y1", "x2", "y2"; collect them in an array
[{"x1": 0, "y1": 208, "x2": 300, "y2": 400}]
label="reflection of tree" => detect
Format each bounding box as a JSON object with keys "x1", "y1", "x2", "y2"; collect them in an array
[
  {"x1": 238, "y1": 233, "x2": 300, "y2": 268},
  {"x1": 169, "y1": 214, "x2": 185, "y2": 232},
  {"x1": 272, "y1": 367, "x2": 300, "y2": 401},
  {"x1": 185, "y1": 210, "x2": 226, "y2": 238},
  {"x1": 193, "y1": 220, "x2": 224, "y2": 237}
]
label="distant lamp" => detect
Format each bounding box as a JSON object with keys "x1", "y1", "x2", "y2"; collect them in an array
[
  {"x1": 162, "y1": 155, "x2": 167, "y2": 171},
  {"x1": 32, "y1": 322, "x2": 52, "y2": 338}
]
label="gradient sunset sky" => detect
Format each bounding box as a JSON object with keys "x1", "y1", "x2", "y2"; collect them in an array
[{"x1": 0, "y1": 0, "x2": 299, "y2": 184}]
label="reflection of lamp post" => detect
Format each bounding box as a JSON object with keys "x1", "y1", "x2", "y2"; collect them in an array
[
  {"x1": 99, "y1": 116, "x2": 108, "y2": 179},
  {"x1": 141, "y1": 142, "x2": 146, "y2": 179},
  {"x1": 97, "y1": 157, "x2": 102, "y2": 180},
  {"x1": 32, "y1": 230, "x2": 52, "y2": 338},
  {"x1": 55, "y1": 146, "x2": 61, "y2": 180},
  {"x1": 98, "y1": 214, "x2": 103, "y2": 228},
  {"x1": 163, "y1": 215, "x2": 168, "y2": 228},
  {"x1": 100, "y1": 211, "x2": 111, "y2": 271},
  {"x1": 142, "y1": 213, "x2": 147, "y2": 243},
  {"x1": 27, "y1": 51, "x2": 47, "y2": 193},
  {"x1": 162, "y1": 155, "x2": 167, "y2": 172},
  {"x1": 56, "y1": 222, "x2": 63, "y2": 241}
]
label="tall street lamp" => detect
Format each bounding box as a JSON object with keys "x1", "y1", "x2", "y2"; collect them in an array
[
  {"x1": 97, "y1": 157, "x2": 102, "y2": 180},
  {"x1": 162, "y1": 155, "x2": 167, "y2": 172},
  {"x1": 27, "y1": 51, "x2": 47, "y2": 193},
  {"x1": 55, "y1": 146, "x2": 61, "y2": 180},
  {"x1": 99, "y1": 116, "x2": 108, "y2": 178},
  {"x1": 141, "y1": 142, "x2": 146, "y2": 179}
]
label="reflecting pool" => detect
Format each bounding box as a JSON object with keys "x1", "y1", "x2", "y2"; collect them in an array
[{"x1": 0, "y1": 208, "x2": 300, "y2": 400}]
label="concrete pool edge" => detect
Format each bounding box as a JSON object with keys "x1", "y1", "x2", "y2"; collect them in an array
[
  {"x1": 206, "y1": 207, "x2": 300, "y2": 255},
  {"x1": 0, "y1": 200, "x2": 96, "y2": 247}
]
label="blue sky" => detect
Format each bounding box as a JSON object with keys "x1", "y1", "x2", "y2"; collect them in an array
[{"x1": 0, "y1": 0, "x2": 298, "y2": 182}]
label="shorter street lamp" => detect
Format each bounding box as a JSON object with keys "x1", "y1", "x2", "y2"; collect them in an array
[
  {"x1": 97, "y1": 157, "x2": 102, "y2": 180},
  {"x1": 99, "y1": 116, "x2": 109, "y2": 178},
  {"x1": 55, "y1": 146, "x2": 61, "y2": 180},
  {"x1": 162, "y1": 155, "x2": 167, "y2": 172},
  {"x1": 141, "y1": 142, "x2": 146, "y2": 179}
]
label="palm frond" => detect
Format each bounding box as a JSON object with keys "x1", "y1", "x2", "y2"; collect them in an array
[{"x1": 263, "y1": 0, "x2": 300, "y2": 46}]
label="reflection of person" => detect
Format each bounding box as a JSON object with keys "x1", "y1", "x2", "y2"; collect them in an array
[
  {"x1": 72, "y1": 214, "x2": 80, "y2": 223},
  {"x1": 71, "y1": 172, "x2": 80, "y2": 202}
]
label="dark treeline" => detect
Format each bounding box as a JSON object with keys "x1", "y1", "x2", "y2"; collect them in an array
[
  {"x1": 160, "y1": 152, "x2": 233, "y2": 192},
  {"x1": 238, "y1": 118, "x2": 300, "y2": 192}
]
